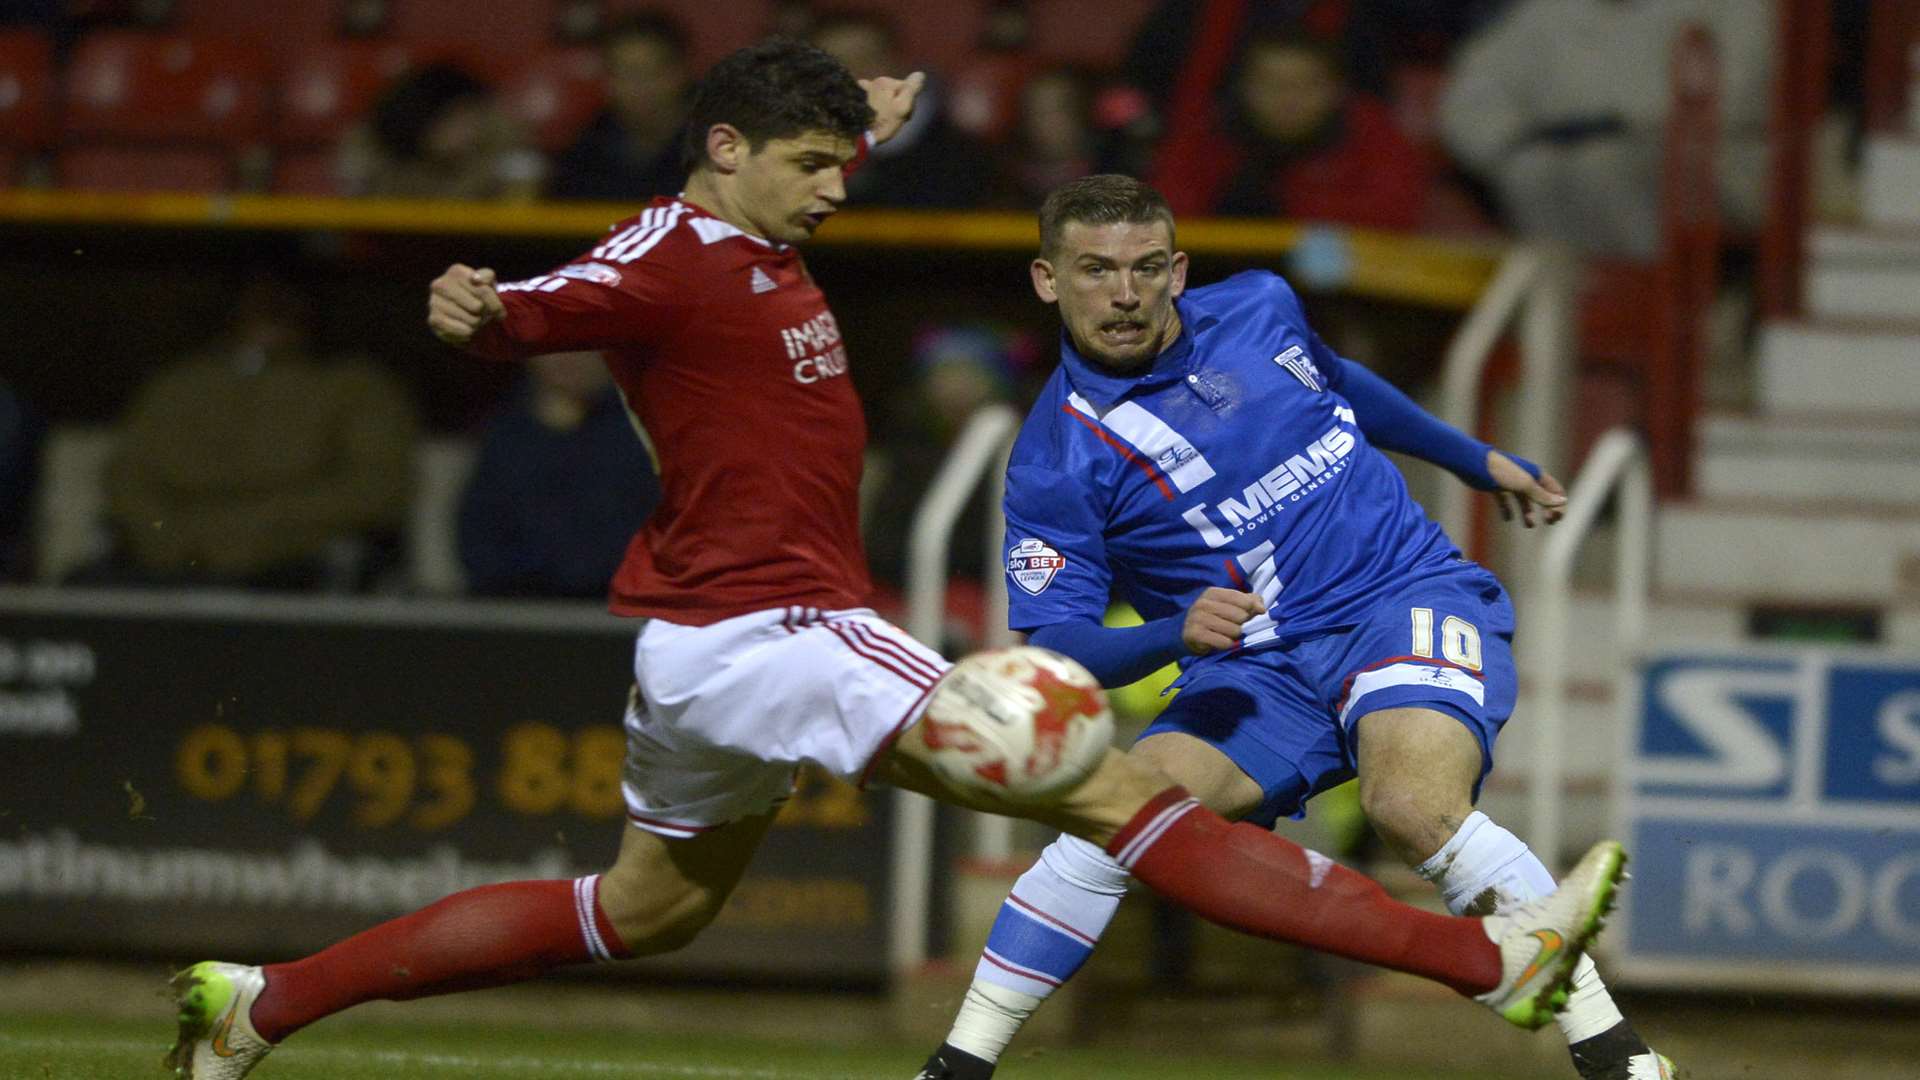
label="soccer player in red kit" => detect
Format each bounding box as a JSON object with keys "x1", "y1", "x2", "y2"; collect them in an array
[{"x1": 167, "y1": 40, "x2": 1625, "y2": 1080}]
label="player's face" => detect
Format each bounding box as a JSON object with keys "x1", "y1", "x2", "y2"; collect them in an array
[
  {"x1": 735, "y1": 130, "x2": 858, "y2": 245},
  {"x1": 1032, "y1": 220, "x2": 1188, "y2": 372}
]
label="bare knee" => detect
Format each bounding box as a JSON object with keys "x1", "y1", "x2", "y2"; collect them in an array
[{"x1": 1360, "y1": 783, "x2": 1469, "y2": 867}]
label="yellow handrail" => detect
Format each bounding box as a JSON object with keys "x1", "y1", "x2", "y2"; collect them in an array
[{"x1": 0, "y1": 190, "x2": 1504, "y2": 309}]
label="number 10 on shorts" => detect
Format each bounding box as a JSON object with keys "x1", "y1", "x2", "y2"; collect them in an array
[{"x1": 1411, "y1": 607, "x2": 1482, "y2": 671}]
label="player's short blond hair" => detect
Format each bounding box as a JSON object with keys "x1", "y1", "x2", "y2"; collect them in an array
[{"x1": 1037, "y1": 175, "x2": 1176, "y2": 260}]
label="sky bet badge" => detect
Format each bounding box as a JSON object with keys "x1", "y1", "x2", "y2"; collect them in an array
[{"x1": 1007, "y1": 539, "x2": 1066, "y2": 595}]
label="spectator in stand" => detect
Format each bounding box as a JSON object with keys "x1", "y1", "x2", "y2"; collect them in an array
[
  {"x1": 84, "y1": 278, "x2": 416, "y2": 592},
  {"x1": 810, "y1": 11, "x2": 994, "y2": 209},
  {"x1": 457, "y1": 351, "x2": 659, "y2": 599},
  {"x1": 1151, "y1": 32, "x2": 1432, "y2": 228},
  {"x1": 0, "y1": 379, "x2": 43, "y2": 582},
  {"x1": 863, "y1": 322, "x2": 1035, "y2": 606},
  {"x1": 1439, "y1": 0, "x2": 1773, "y2": 258},
  {"x1": 337, "y1": 63, "x2": 546, "y2": 200},
  {"x1": 765, "y1": 0, "x2": 815, "y2": 41},
  {"x1": 548, "y1": 13, "x2": 693, "y2": 203},
  {"x1": 1123, "y1": 0, "x2": 1515, "y2": 108},
  {"x1": 993, "y1": 67, "x2": 1101, "y2": 209}
]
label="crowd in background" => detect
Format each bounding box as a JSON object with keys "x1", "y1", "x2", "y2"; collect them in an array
[{"x1": 0, "y1": 0, "x2": 1874, "y2": 604}]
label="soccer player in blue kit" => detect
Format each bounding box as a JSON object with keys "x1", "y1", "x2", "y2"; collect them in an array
[{"x1": 916, "y1": 176, "x2": 1678, "y2": 1080}]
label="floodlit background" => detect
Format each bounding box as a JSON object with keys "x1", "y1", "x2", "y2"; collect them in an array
[{"x1": 0, "y1": 1, "x2": 1916, "y2": 1077}]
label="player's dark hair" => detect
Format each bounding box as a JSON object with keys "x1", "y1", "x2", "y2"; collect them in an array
[
  {"x1": 601, "y1": 10, "x2": 690, "y2": 60},
  {"x1": 680, "y1": 39, "x2": 874, "y2": 173},
  {"x1": 1037, "y1": 174, "x2": 1176, "y2": 259}
]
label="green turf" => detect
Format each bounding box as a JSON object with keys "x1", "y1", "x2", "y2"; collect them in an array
[{"x1": 0, "y1": 1012, "x2": 1529, "y2": 1079}]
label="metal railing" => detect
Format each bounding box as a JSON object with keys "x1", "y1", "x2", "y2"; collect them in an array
[
  {"x1": 1523, "y1": 428, "x2": 1652, "y2": 871},
  {"x1": 889, "y1": 404, "x2": 1021, "y2": 971},
  {"x1": 1436, "y1": 244, "x2": 1576, "y2": 556}
]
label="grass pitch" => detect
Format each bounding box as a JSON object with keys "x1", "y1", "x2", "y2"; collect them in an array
[{"x1": 2, "y1": 1012, "x2": 1523, "y2": 1079}]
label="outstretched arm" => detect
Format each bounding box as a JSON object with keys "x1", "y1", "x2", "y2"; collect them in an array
[{"x1": 1332, "y1": 357, "x2": 1565, "y2": 526}]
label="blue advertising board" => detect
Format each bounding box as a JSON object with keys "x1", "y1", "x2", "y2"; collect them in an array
[{"x1": 1615, "y1": 650, "x2": 1920, "y2": 994}]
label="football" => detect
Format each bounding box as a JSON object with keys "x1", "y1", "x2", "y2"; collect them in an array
[{"x1": 918, "y1": 646, "x2": 1115, "y2": 803}]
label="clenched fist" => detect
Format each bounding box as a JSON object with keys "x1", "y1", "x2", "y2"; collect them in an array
[
  {"x1": 428, "y1": 264, "x2": 507, "y2": 346},
  {"x1": 1183, "y1": 587, "x2": 1267, "y2": 656}
]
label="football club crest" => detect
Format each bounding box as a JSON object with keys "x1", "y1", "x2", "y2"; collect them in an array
[
  {"x1": 557, "y1": 262, "x2": 623, "y2": 287},
  {"x1": 1006, "y1": 539, "x2": 1067, "y2": 596},
  {"x1": 1273, "y1": 345, "x2": 1325, "y2": 393}
]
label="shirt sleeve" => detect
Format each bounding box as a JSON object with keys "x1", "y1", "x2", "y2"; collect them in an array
[
  {"x1": 1277, "y1": 280, "x2": 1500, "y2": 490},
  {"x1": 1002, "y1": 463, "x2": 1112, "y2": 635},
  {"x1": 466, "y1": 232, "x2": 692, "y2": 361}
]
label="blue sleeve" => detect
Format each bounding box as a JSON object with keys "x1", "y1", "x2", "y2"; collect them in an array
[
  {"x1": 1029, "y1": 615, "x2": 1188, "y2": 688},
  {"x1": 1003, "y1": 463, "x2": 1112, "y2": 633},
  {"x1": 1272, "y1": 274, "x2": 1538, "y2": 491},
  {"x1": 1326, "y1": 356, "x2": 1504, "y2": 489}
]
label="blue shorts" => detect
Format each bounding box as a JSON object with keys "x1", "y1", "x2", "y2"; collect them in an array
[{"x1": 1139, "y1": 562, "x2": 1517, "y2": 829}]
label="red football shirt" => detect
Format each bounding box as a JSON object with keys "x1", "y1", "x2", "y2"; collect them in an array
[{"x1": 467, "y1": 196, "x2": 872, "y2": 624}]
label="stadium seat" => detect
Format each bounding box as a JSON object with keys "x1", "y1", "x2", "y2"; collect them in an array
[
  {"x1": 63, "y1": 32, "x2": 271, "y2": 146},
  {"x1": 270, "y1": 148, "x2": 342, "y2": 196},
  {"x1": 57, "y1": 145, "x2": 233, "y2": 192},
  {"x1": 0, "y1": 32, "x2": 56, "y2": 149},
  {"x1": 388, "y1": 0, "x2": 558, "y2": 55},
  {"x1": 280, "y1": 40, "x2": 422, "y2": 147},
  {"x1": 946, "y1": 51, "x2": 1033, "y2": 143},
  {"x1": 1025, "y1": 0, "x2": 1156, "y2": 66},
  {"x1": 608, "y1": 0, "x2": 761, "y2": 70},
  {"x1": 175, "y1": 0, "x2": 336, "y2": 56},
  {"x1": 499, "y1": 46, "x2": 605, "y2": 153}
]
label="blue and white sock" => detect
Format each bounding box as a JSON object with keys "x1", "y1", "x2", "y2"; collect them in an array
[
  {"x1": 1416, "y1": 811, "x2": 1624, "y2": 1044},
  {"x1": 947, "y1": 834, "x2": 1131, "y2": 1063}
]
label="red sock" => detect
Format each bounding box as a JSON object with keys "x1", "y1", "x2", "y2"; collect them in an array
[
  {"x1": 1108, "y1": 789, "x2": 1501, "y2": 995},
  {"x1": 249, "y1": 875, "x2": 628, "y2": 1042}
]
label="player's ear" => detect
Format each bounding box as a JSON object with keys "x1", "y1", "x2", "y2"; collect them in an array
[
  {"x1": 703, "y1": 123, "x2": 746, "y2": 174},
  {"x1": 1030, "y1": 258, "x2": 1059, "y2": 305},
  {"x1": 1169, "y1": 250, "x2": 1189, "y2": 299}
]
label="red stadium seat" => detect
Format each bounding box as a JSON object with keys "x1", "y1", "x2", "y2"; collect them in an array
[
  {"x1": 0, "y1": 32, "x2": 55, "y2": 149},
  {"x1": 64, "y1": 33, "x2": 271, "y2": 146},
  {"x1": 946, "y1": 51, "x2": 1034, "y2": 143},
  {"x1": 57, "y1": 146, "x2": 233, "y2": 192},
  {"x1": 175, "y1": 0, "x2": 336, "y2": 57},
  {"x1": 388, "y1": 0, "x2": 558, "y2": 55},
  {"x1": 1025, "y1": 0, "x2": 1156, "y2": 66},
  {"x1": 499, "y1": 47, "x2": 605, "y2": 153},
  {"x1": 271, "y1": 149, "x2": 342, "y2": 196},
  {"x1": 280, "y1": 40, "x2": 422, "y2": 147}
]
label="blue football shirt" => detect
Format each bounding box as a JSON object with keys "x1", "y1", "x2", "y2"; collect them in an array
[{"x1": 1003, "y1": 270, "x2": 1462, "y2": 655}]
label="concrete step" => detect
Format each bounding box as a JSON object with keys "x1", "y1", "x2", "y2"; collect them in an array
[
  {"x1": 1533, "y1": 582, "x2": 1920, "y2": 679},
  {"x1": 1655, "y1": 498, "x2": 1920, "y2": 601},
  {"x1": 1863, "y1": 135, "x2": 1920, "y2": 228},
  {"x1": 1697, "y1": 410, "x2": 1920, "y2": 504},
  {"x1": 1806, "y1": 226, "x2": 1920, "y2": 321},
  {"x1": 1756, "y1": 320, "x2": 1920, "y2": 415}
]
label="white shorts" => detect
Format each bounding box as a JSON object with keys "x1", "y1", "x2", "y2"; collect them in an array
[{"x1": 621, "y1": 605, "x2": 950, "y2": 838}]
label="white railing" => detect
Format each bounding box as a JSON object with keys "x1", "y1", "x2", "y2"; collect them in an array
[
  {"x1": 1437, "y1": 245, "x2": 1577, "y2": 553},
  {"x1": 890, "y1": 404, "x2": 1022, "y2": 971},
  {"x1": 1525, "y1": 428, "x2": 1652, "y2": 872}
]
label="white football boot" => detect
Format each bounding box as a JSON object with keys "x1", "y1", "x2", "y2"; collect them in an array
[
  {"x1": 165, "y1": 961, "x2": 274, "y2": 1079},
  {"x1": 1474, "y1": 840, "x2": 1627, "y2": 1030}
]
